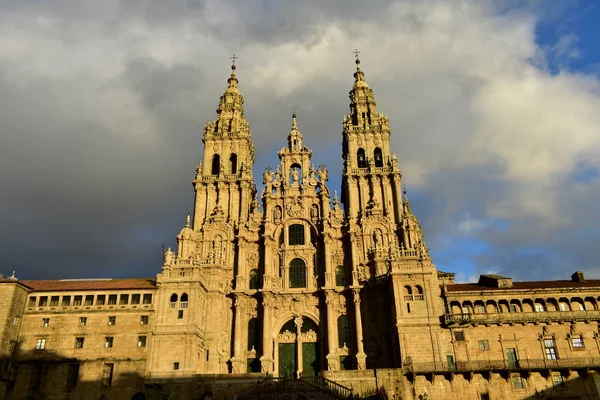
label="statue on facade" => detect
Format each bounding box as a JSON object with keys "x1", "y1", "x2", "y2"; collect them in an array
[
  {"x1": 164, "y1": 247, "x2": 175, "y2": 265},
  {"x1": 291, "y1": 167, "x2": 300, "y2": 184},
  {"x1": 317, "y1": 164, "x2": 328, "y2": 182}
]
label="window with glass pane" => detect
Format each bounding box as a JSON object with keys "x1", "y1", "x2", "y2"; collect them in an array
[
  {"x1": 478, "y1": 340, "x2": 490, "y2": 351},
  {"x1": 572, "y1": 337, "x2": 584, "y2": 348},
  {"x1": 143, "y1": 294, "x2": 152, "y2": 304},
  {"x1": 512, "y1": 375, "x2": 525, "y2": 389},
  {"x1": 535, "y1": 303, "x2": 545, "y2": 312},
  {"x1": 553, "y1": 374, "x2": 566, "y2": 387},
  {"x1": 289, "y1": 258, "x2": 306, "y2": 288},
  {"x1": 249, "y1": 269, "x2": 260, "y2": 290},
  {"x1": 35, "y1": 338, "x2": 46, "y2": 350},
  {"x1": 337, "y1": 315, "x2": 351, "y2": 348},
  {"x1": 131, "y1": 294, "x2": 140, "y2": 304},
  {"x1": 335, "y1": 266, "x2": 346, "y2": 287},
  {"x1": 288, "y1": 224, "x2": 305, "y2": 246},
  {"x1": 544, "y1": 339, "x2": 558, "y2": 360}
]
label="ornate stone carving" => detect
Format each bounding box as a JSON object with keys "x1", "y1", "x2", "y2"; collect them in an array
[{"x1": 278, "y1": 330, "x2": 296, "y2": 343}]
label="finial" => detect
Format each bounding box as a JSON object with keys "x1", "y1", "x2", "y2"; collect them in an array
[
  {"x1": 230, "y1": 53, "x2": 238, "y2": 65},
  {"x1": 185, "y1": 214, "x2": 191, "y2": 228},
  {"x1": 352, "y1": 49, "x2": 366, "y2": 85},
  {"x1": 291, "y1": 107, "x2": 298, "y2": 129}
]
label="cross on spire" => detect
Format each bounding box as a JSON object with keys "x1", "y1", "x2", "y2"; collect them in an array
[
  {"x1": 291, "y1": 105, "x2": 298, "y2": 115},
  {"x1": 230, "y1": 54, "x2": 238, "y2": 64},
  {"x1": 353, "y1": 49, "x2": 361, "y2": 59}
]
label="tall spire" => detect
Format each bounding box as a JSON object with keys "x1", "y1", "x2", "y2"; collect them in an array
[
  {"x1": 204, "y1": 61, "x2": 250, "y2": 137},
  {"x1": 288, "y1": 112, "x2": 303, "y2": 151}
]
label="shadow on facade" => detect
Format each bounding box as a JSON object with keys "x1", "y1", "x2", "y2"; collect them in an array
[
  {"x1": 0, "y1": 347, "x2": 273, "y2": 400},
  {"x1": 4, "y1": 347, "x2": 598, "y2": 400}
]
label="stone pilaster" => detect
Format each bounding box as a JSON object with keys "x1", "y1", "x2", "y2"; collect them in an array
[
  {"x1": 353, "y1": 289, "x2": 367, "y2": 370},
  {"x1": 325, "y1": 291, "x2": 340, "y2": 371}
]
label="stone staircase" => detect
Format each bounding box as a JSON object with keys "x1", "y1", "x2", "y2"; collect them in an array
[{"x1": 235, "y1": 376, "x2": 354, "y2": 400}]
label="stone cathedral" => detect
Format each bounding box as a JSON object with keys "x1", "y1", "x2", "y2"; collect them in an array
[
  {"x1": 156, "y1": 58, "x2": 430, "y2": 377},
  {"x1": 3, "y1": 59, "x2": 600, "y2": 400}
]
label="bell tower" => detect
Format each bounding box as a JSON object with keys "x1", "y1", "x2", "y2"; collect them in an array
[
  {"x1": 340, "y1": 56, "x2": 444, "y2": 370},
  {"x1": 193, "y1": 63, "x2": 256, "y2": 227}
]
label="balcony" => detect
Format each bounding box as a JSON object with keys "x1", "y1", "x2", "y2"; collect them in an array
[
  {"x1": 403, "y1": 357, "x2": 600, "y2": 380},
  {"x1": 444, "y1": 310, "x2": 600, "y2": 326}
]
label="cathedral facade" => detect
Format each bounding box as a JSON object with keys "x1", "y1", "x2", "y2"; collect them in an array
[
  {"x1": 2, "y1": 60, "x2": 600, "y2": 400},
  {"x1": 155, "y1": 58, "x2": 433, "y2": 378}
]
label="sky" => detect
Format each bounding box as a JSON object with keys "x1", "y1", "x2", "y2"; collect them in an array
[{"x1": 1, "y1": 0, "x2": 600, "y2": 282}]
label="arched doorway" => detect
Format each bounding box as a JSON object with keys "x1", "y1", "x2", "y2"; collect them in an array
[{"x1": 277, "y1": 316, "x2": 321, "y2": 378}]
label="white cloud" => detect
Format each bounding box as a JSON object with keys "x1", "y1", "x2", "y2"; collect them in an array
[{"x1": 0, "y1": 0, "x2": 599, "y2": 280}]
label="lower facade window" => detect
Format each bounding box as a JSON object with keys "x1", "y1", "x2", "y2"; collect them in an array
[
  {"x1": 512, "y1": 375, "x2": 525, "y2": 389},
  {"x1": 105, "y1": 337, "x2": 114, "y2": 348},
  {"x1": 173, "y1": 362, "x2": 180, "y2": 370},
  {"x1": 35, "y1": 338, "x2": 46, "y2": 350},
  {"x1": 138, "y1": 336, "x2": 147, "y2": 347},
  {"x1": 478, "y1": 340, "x2": 490, "y2": 351},
  {"x1": 553, "y1": 374, "x2": 566, "y2": 387},
  {"x1": 544, "y1": 338, "x2": 558, "y2": 360},
  {"x1": 74, "y1": 337, "x2": 84, "y2": 349}
]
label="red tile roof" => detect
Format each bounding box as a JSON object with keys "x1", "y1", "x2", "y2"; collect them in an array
[
  {"x1": 19, "y1": 278, "x2": 157, "y2": 292},
  {"x1": 446, "y1": 280, "x2": 600, "y2": 292}
]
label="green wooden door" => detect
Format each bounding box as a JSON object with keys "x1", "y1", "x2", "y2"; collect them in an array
[
  {"x1": 278, "y1": 343, "x2": 296, "y2": 378},
  {"x1": 302, "y1": 342, "x2": 320, "y2": 377}
]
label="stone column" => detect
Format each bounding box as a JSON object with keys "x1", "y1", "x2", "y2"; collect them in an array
[
  {"x1": 353, "y1": 290, "x2": 367, "y2": 369},
  {"x1": 325, "y1": 291, "x2": 340, "y2": 371},
  {"x1": 260, "y1": 293, "x2": 274, "y2": 374},
  {"x1": 295, "y1": 315, "x2": 303, "y2": 377},
  {"x1": 230, "y1": 294, "x2": 245, "y2": 373}
]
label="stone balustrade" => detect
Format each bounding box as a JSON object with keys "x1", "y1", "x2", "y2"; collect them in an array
[{"x1": 444, "y1": 310, "x2": 600, "y2": 326}]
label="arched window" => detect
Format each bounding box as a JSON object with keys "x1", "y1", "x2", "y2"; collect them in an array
[
  {"x1": 357, "y1": 148, "x2": 366, "y2": 168},
  {"x1": 374, "y1": 147, "x2": 383, "y2": 167},
  {"x1": 337, "y1": 315, "x2": 351, "y2": 348},
  {"x1": 249, "y1": 269, "x2": 260, "y2": 290},
  {"x1": 170, "y1": 293, "x2": 178, "y2": 303},
  {"x1": 180, "y1": 293, "x2": 188, "y2": 302},
  {"x1": 335, "y1": 266, "x2": 346, "y2": 287},
  {"x1": 211, "y1": 154, "x2": 220, "y2": 175},
  {"x1": 289, "y1": 224, "x2": 305, "y2": 246},
  {"x1": 247, "y1": 318, "x2": 260, "y2": 351},
  {"x1": 230, "y1": 153, "x2": 237, "y2": 174},
  {"x1": 289, "y1": 258, "x2": 306, "y2": 288}
]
